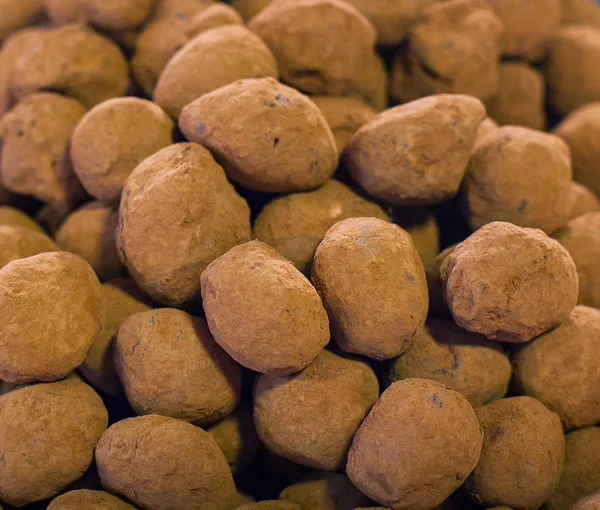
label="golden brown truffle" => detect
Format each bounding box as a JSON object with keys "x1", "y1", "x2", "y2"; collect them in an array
[
  {"x1": 47, "y1": 490, "x2": 136, "y2": 509},
  {"x1": 115, "y1": 308, "x2": 242, "y2": 426},
  {"x1": 345, "y1": 94, "x2": 485, "y2": 206},
  {"x1": 461, "y1": 126, "x2": 572, "y2": 234},
  {"x1": 312, "y1": 217, "x2": 428, "y2": 360},
  {"x1": 254, "y1": 349, "x2": 379, "y2": 470},
  {"x1": 475, "y1": 117, "x2": 499, "y2": 144},
  {"x1": 253, "y1": 180, "x2": 388, "y2": 272},
  {"x1": 465, "y1": 397, "x2": 565, "y2": 509},
  {"x1": 571, "y1": 492, "x2": 600, "y2": 510},
  {"x1": 0, "y1": 377, "x2": 108, "y2": 507},
  {"x1": 117, "y1": 143, "x2": 251, "y2": 306},
  {"x1": 347, "y1": 378, "x2": 483, "y2": 509},
  {"x1": 0, "y1": 206, "x2": 44, "y2": 233},
  {"x1": 560, "y1": 0, "x2": 600, "y2": 27},
  {"x1": 71, "y1": 97, "x2": 174, "y2": 203},
  {"x1": 0, "y1": 0, "x2": 43, "y2": 42},
  {"x1": 43, "y1": 0, "x2": 85, "y2": 24},
  {"x1": 76, "y1": 0, "x2": 155, "y2": 29},
  {"x1": 237, "y1": 503, "x2": 301, "y2": 510},
  {"x1": 393, "y1": 207, "x2": 440, "y2": 269},
  {"x1": 191, "y1": 3, "x2": 243, "y2": 32},
  {"x1": 0, "y1": 251, "x2": 104, "y2": 383},
  {"x1": 567, "y1": 182, "x2": 600, "y2": 221},
  {"x1": 180, "y1": 78, "x2": 337, "y2": 193},
  {"x1": 0, "y1": 224, "x2": 58, "y2": 269},
  {"x1": 442, "y1": 222, "x2": 579, "y2": 342},
  {"x1": 96, "y1": 415, "x2": 236, "y2": 510},
  {"x1": 201, "y1": 240, "x2": 329, "y2": 375}
]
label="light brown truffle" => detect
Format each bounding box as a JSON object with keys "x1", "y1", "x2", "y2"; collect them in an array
[
  {"x1": 385, "y1": 320, "x2": 511, "y2": 407},
  {"x1": 461, "y1": 126, "x2": 572, "y2": 234},
  {"x1": 42, "y1": 0, "x2": 86, "y2": 24},
  {"x1": 465, "y1": 397, "x2": 565, "y2": 509},
  {"x1": 393, "y1": 207, "x2": 440, "y2": 269},
  {"x1": 254, "y1": 349, "x2": 379, "y2": 470},
  {"x1": 345, "y1": 94, "x2": 485, "y2": 206},
  {"x1": 312, "y1": 217, "x2": 428, "y2": 360},
  {"x1": 0, "y1": 0, "x2": 43, "y2": 42},
  {"x1": 347, "y1": 378, "x2": 483, "y2": 509},
  {"x1": 190, "y1": 3, "x2": 244, "y2": 32},
  {"x1": 0, "y1": 205, "x2": 44, "y2": 233},
  {"x1": 476, "y1": 117, "x2": 499, "y2": 143},
  {"x1": 48, "y1": 490, "x2": 136, "y2": 510},
  {"x1": 0, "y1": 92, "x2": 87, "y2": 213},
  {"x1": 56, "y1": 201, "x2": 123, "y2": 281},
  {"x1": 201, "y1": 240, "x2": 329, "y2": 375},
  {"x1": 253, "y1": 180, "x2": 389, "y2": 272},
  {"x1": 154, "y1": 25, "x2": 278, "y2": 118},
  {"x1": 353, "y1": 51, "x2": 389, "y2": 111},
  {"x1": 560, "y1": 0, "x2": 600, "y2": 27},
  {"x1": 567, "y1": 182, "x2": 600, "y2": 221},
  {"x1": 96, "y1": 415, "x2": 236, "y2": 510},
  {"x1": 115, "y1": 308, "x2": 242, "y2": 426},
  {"x1": 486, "y1": 63, "x2": 546, "y2": 130},
  {"x1": 76, "y1": 0, "x2": 155, "y2": 29},
  {"x1": 0, "y1": 224, "x2": 58, "y2": 269},
  {"x1": 237, "y1": 503, "x2": 301, "y2": 510},
  {"x1": 0, "y1": 251, "x2": 104, "y2": 383},
  {"x1": 117, "y1": 143, "x2": 251, "y2": 306},
  {"x1": 180, "y1": 78, "x2": 337, "y2": 193},
  {"x1": 572, "y1": 492, "x2": 600, "y2": 510},
  {"x1": 71, "y1": 97, "x2": 174, "y2": 203},
  {"x1": 0, "y1": 377, "x2": 108, "y2": 507}
]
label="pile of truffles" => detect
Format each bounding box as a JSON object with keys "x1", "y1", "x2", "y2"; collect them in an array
[{"x1": 1, "y1": 0, "x2": 600, "y2": 509}]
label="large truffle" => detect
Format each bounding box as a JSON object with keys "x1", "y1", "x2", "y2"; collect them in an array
[
  {"x1": 0, "y1": 225, "x2": 58, "y2": 269},
  {"x1": 47, "y1": 490, "x2": 136, "y2": 510}
]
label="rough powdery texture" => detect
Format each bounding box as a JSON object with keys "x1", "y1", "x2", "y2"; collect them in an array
[
  {"x1": 47, "y1": 490, "x2": 136, "y2": 510},
  {"x1": 312, "y1": 217, "x2": 428, "y2": 360},
  {"x1": 441, "y1": 222, "x2": 578, "y2": 343},
  {"x1": 0, "y1": 225, "x2": 58, "y2": 270},
  {"x1": 117, "y1": 143, "x2": 251, "y2": 306},
  {"x1": 180, "y1": 77, "x2": 337, "y2": 193},
  {"x1": 345, "y1": 94, "x2": 486, "y2": 206},
  {"x1": 571, "y1": 491, "x2": 600, "y2": 510},
  {"x1": 201, "y1": 240, "x2": 330, "y2": 375},
  {"x1": 347, "y1": 378, "x2": 483, "y2": 510}
]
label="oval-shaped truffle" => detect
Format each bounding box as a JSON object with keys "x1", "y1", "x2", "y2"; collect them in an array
[
  {"x1": 117, "y1": 143, "x2": 251, "y2": 306},
  {"x1": 347, "y1": 378, "x2": 483, "y2": 509},
  {"x1": 254, "y1": 349, "x2": 379, "y2": 470},
  {"x1": 567, "y1": 182, "x2": 600, "y2": 221},
  {"x1": 180, "y1": 78, "x2": 337, "y2": 193},
  {"x1": 345, "y1": 94, "x2": 485, "y2": 206},
  {"x1": 48, "y1": 490, "x2": 136, "y2": 510},
  {"x1": 76, "y1": 0, "x2": 155, "y2": 29},
  {"x1": 0, "y1": 225, "x2": 58, "y2": 269},
  {"x1": 0, "y1": 205, "x2": 44, "y2": 233},
  {"x1": 0, "y1": 0, "x2": 43, "y2": 42}
]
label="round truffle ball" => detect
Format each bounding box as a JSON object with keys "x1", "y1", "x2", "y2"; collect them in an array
[
  {"x1": 71, "y1": 97, "x2": 174, "y2": 203},
  {"x1": 253, "y1": 180, "x2": 389, "y2": 272},
  {"x1": 345, "y1": 94, "x2": 485, "y2": 206},
  {"x1": 393, "y1": 207, "x2": 440, "y2": 269},
  {"x1": 117, "y1": 143, "x2": 251, "y2": 306},
  {"x1": 115, "y1": 308, "x2": 242, "y2": 426},
  {"x1": 464, "y1": 397, "x2": 565, "y2": 509},
  {"x1": 560, "y1": 0, "x2": 600, "y2": 27},
  {"x1": 0, "y1": 377, "x2": 108, "y2": 507},
  {"x1": 190, "y1": 3, "x2": 244, "y2": 33},
  {"x1": 461, "y1": 126, "x2": 572, "y2": 234},
  {"x1": 254, "y1": 349, "x2": 379, "y2": 470},
  {"x1": 0, "y1": 251, "x2": 104, "y2": 383},
  {"x1": 76, "y1": 0, "x2": 154, "y2": 29},
  {"x1": 0, "y1": 225, "x2": 58, "y2": 269},
  {"x1": 180, "y1": 78, "x2": 337, "y2": 193},
  {"x1": 56, "y1": 201, "x2": 123, "y2": 281},
  {"x1": 48, "y1": 490, "x2": 136, "y2": 510},
  {"x1": 312, "y1": 217, "x2": 428, "y2": 360},
  {"x1": 96, "y1": 415, "x2": 236, "y2": 510},
  {"x1": 0, "y1": 0, "x2": 43, "y2": 42},
  {"x1": 572, "y1": 492, "x2": 600, "y2": 510},
  {"x1": 567, "y1": 182, "x2": 600, "y2": 221},
  {"x1": 0, "y1": 205, "x2": 44, "y2": 233},
  {"x1": 201, "y1": 240, "x2": 329, "y2": 375},
  {"x1": 237, "y1": 503, "x2": 301, "y2": 510},
  {"x1": 475, "y1": 117, "x2": 499, "y2": 144},
  {"x1": 347, "y1": 378, "x2": 483, "y2": 509}
]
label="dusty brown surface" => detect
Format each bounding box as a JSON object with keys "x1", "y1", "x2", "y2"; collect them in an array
[
  {"x1": 567, "y1": 182, "x2": 600, "y2": 221},
  {"x1": 0, "y1": 0, "x2": 42, "y2": 42},
  {"x1": 0, "y1": 224, "x2": 58, "y2": 269},
  {"x1": 47, "y1": 490, "x2": 136, "y2": 509},
  {"x1": 0, "y1": 206, "x2": 44, "y2": 233}
]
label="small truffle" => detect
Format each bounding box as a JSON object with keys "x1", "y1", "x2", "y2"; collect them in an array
[
  {"x1": 0, "y1": 225, "x2": 58, "y2": 269},
  {"x1": 567, "y1": 182, "x2": 600, "y2": 221},
  {"x1": 393, "y1": 207, "x2": 440, "y2": 269},
  {"x1": 0, "y1": 205, "x2": 44, "y2": 233},
  {"x1": 571, "y1": 492, "x2": 600, "y2": 510},
  {"x1": 0, "y1": 0, "x2": 43, "y2": 42},
  {"x1": 47, "y1": 490, "x2": 136, "y2": 510},
  {"x1": 475, "y1": 117, "x2": 499, "y2": 144},
  {"x1": 76, "y1": 0, "x2": 155, "y2": 30}
]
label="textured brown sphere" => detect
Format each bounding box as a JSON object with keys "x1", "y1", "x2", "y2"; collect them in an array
[
  {"x1": 0, "y1": 377, "x2": 108, "y2": 507},
  {"x1": 560, "y1": 0, "x2": 600, "y2": 26},
  {"x1": 567, "y1": 182, "x2": 600, "y2": 221},
  {"x1": 465, "y1": 397, "x2": 565, "y2": 509},
  {"x1": 190, "y1": 3, "x2": 244, "y2": 33},
  {"x1": 96, "y1": 415, "x2": 236, "y2": 510},
  {"x1": 0, "y1": 252, "x2": 104, "y2": 383},
  {"x1": 237, "y1": 503, "x2": 301, "y2": 510},
  {"x1": 441, "y1": 222, "x2": 578, "y2": 342},
  {"x1": 76, "y1": 0, "x2": 155, "y2": 29},
  {"x1": 572, "y1": 492, "x2": 600, "y2": 510},
  {"x1": 71, "y1": 97, "x2": 174, "y2": 203},
  {"x1": 345, "y1": 94, "x2": 485, "y2": 206},
  {"x1": 47, "y1": 490, "x2": 136, "y2": 510},
  {"x1": 393, "y1": 207, "x2": 440, "y2": 269},
  {"x1": 347, "y1": 378, "x2": 483, "y2": 510},
  {"x1": 0, "y1": 206, "x2": 44, "y2": 233},
  {"x1": 384, "y1": 320, "x2": 511, "y2": 407},
  {"x1": 462, "y1": 126, "x2": 572, "y2": 234},
  {"x1": 180, "y1": 78, "x2": 337, "y2": 193},
  {"x1": 0, "y1": 225, "x2": 58, "y2": 269},
  {"x1": 254, "y1": 349, "x2": 379, "y2": 470},
  {"x1": 0, "y1": 0, "x2": 43, "y2": 42},
  {"x1": 117, "y1": 143, "x2": 251, "y2": 306},
  {"x1": 201, "y1": 240, "x2": 329, "y2": 375},
  {"x1": 312, "y1": 217, "x2": 428, "y2": 360},
  {"x1": 253, "y1": 180, "x2": 389, "y2": 272}
]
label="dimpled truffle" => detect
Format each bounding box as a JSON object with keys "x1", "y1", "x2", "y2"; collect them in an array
[
  {"x1": 385, "y1": 320, "x2": 511, "y2": 407},
  {"x1": 465, "y1": 397, "x2": 565, "y2": 509},
  {"x1": 47, "y1": 490, "x2": 136, "y2": 510},
  {"x1": 442, "y1": 222, "x2": 578, "y2": 342},
  {"x1": 254, "y1": 349, "x2": 379, "y2": 470},
  {"x1": 0, "y1": 225, "x2": 58, "y2": 269},
  {"x1": 512, "y1": 306, "x2": 600, "y2": 430},
  {"x1": 347, "y1": 378, "x2": 483, "y2": 509},
  {"x1": 71, "y1": 97, "x2": 174, "y2": 203},
  {"x1": 201, "y1": 240, "x2": 329, "y2": 375},
  {"x1": 0, "y1": 377, "x2": 108, "y2": 507},
  {"x1": 461, "y1": 126, "x2": 572, "y2": 234},
  {"x1": 312, "y1": 217, "x2": 428, "y2": 360},
  {"x1": 572, "y1": 492, "x2": 600, "y2": 510},
  {"x1": 180, "y1": 78, "x2": 337, "y2": 193},
  {"x1": 567, "y1": 182, "x2": 600, "y2": 221},
  {"x1": 253, "y1": 180, "x2": 389, "y2": 272},
  {"x1": 154, "y1": 25, "x2": 278, "y2": 118},
  {"x1": 0, "y1": 206, "x2": 44, "y2": 233},
  {"x1": 117, "y1": 143, "x2": 251, "y2": 306},
  {"x1": 96, "y1": 415, "x2": 236, "y2": 510},
  {"x1": 0, "y1": 0, "x2": 42, "y2": 42},
  {"x1": 0, "y1": 252, "x2": 104, "y2": 383},
  {"x1": 76, "y1": 0, "x2": 155, "y2": 29},
  {"x1": 345, "y1": 94, "x2": 485, "y2": 206},
  {"x1": 115, "y1": 308, "x2": 242, "y2": 426}
]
